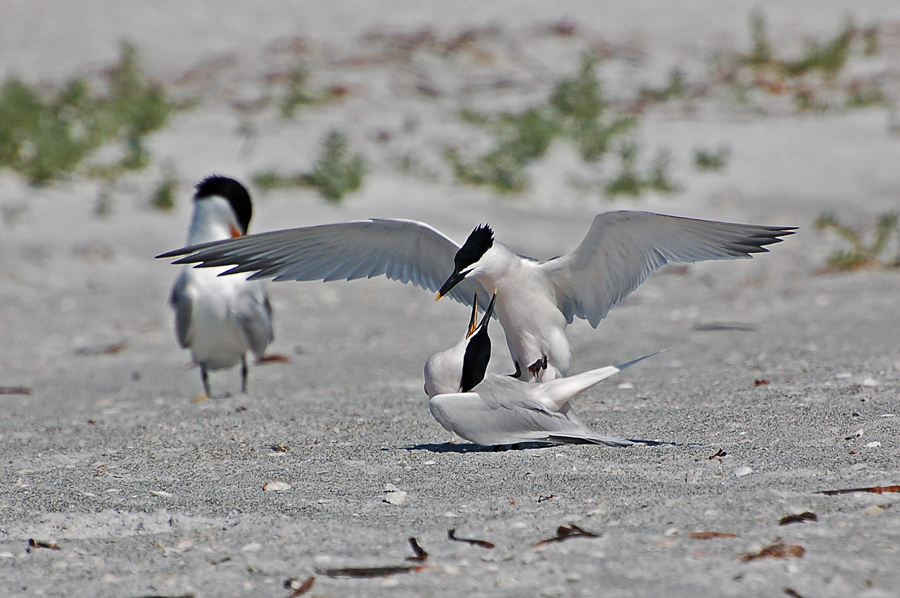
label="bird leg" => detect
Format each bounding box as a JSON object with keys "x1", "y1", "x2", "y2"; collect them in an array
[
  {"x1": 510, "y1": 362, "x2": 522, "y2": 379},
  {"x1": 528, "y1": 355, "x2": 548, "y2": 378},
  {"x1": 241, "y1": 355, "x2": 248, "y2": 394},
  {"x1": 200, "y1": 365, "x2": 211, "y2": 398}
]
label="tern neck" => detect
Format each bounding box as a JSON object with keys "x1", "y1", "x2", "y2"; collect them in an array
[
  {"x1": 187, "y1": 197, "x2": 240, "y2": 245},
  {"x1": 470, "y1": 243, "x2": 519, "y2": 284},
  {"x1": 424, "y1": 338, "x2": 467, "y2": 398}
]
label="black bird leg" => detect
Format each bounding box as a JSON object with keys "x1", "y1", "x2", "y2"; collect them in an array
[
  {"x1": 241, "y1": 355, "x2": 248, "y2": 394},
  {"x1": 528, "y1": 355, "x2": 548, "y2": 378},
  {"x1": 200, "y1": 365, "x2": 212, "y2": 398}
]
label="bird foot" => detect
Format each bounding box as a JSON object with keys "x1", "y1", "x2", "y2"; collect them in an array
[{"x1": 527, "y1": 355, "x2": 548, "y2": 377}]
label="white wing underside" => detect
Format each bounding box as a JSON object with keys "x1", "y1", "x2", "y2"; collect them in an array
[
  {"x1": 164, "y1": 218, "x2": 491, "y2": 310},
  {"x1": 541, "y1": 211, "x2": 795, "y2": 327}
]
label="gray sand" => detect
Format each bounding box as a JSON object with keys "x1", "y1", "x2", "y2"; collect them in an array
[{"x1": 1, "y1": 2, "x2": 899, "y2": 597}]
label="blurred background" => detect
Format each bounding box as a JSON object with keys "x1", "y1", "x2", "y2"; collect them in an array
[{"x1": 2, "y1": 0, "x2": 900, "y2": 392}]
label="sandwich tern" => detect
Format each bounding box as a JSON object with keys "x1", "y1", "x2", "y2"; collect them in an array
[
  {"x1": 425, "y1": 291, "x2": 655, "y2": 447},
  {"x1": 158, "y1": 211, "x2": 794, "y2": 381},
  {"x1": 167, "y1": 176, "x2": 274, "y2": 397}
]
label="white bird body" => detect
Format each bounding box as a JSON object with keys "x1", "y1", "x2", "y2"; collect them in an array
[
  {"x1": 168, "y1": 177, "x2": 273, "y2": 396},
  {"x1": 423, "y1": 291, "x2": 654, "y2": 446},
  {"x1": 428, "y1": 365, "x2": 632, "y2": 446},
  {"x1": 159, "y1": 211, "x2": 794, "y2": 383},
  {"x1": 467, "y1": 243, "x2": 573, "y2": 380},
  {"x1": 171, "y1": 265, "x2": 270, "y2": 371}
]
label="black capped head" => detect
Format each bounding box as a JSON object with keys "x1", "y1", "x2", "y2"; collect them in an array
[
  {"x1": 459, "y1": 291, "x2": 496, "y2": 392},
  {"x1": 437, "y1": 224, "x2": 493, "y2": 301},
  {"x1": 194, "y1": 175, "x2": 253, "y2": 234},
  {"x1": 455, "y1": 224, "x2": 493, "y2": 273}
]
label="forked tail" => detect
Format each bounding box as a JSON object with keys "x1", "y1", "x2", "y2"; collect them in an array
[{"x1": 540, "y1": 348, "x2": 668, "y2": 409}]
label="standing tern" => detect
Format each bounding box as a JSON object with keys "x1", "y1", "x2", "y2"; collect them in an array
[
  {"x1": 168, "y1": 176, "x2": 274, "y2": 397},
  {"x1": 158, "y1": 211, "x2": 794, "y2": 381},
  {"x1": 425, "y1": 292, "x2": 656, "y2": 447}
]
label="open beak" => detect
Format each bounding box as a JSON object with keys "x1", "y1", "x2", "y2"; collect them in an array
[
  {"x1": 465, "y1": 292, "x2": 479, "y2": 338},
  {"x1": 480, "y1": 291, "x2": 497, "y2": 327},
  {"x1": 229, "y1": 223, "x2": 244, "y2": 238},
  {"x1": 436, "y1": 269, "x2": 467, "y2": 301}
]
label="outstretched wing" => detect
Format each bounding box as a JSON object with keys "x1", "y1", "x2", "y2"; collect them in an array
[
  {"x1": 542, "y1": 211, "x2": 796, "y2": 327},
  {"x1": 158, "y1": 218, "x2": 490, "y2": 309}
]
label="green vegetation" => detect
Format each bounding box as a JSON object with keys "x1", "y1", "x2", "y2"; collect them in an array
[
  {"x1": 302, "y1": 131, "x2": 365, "y2": 201},
  {"x1": 846, "y1": 81, "x2": 886, "y2": 108},
  {"x1": 447, "y1": 107, "x2": 558, "y2": 193},
  {"x1": 149, "y1": 169, "x2": 179, "y2": 211},
  {"x1": 781, "y1": 21, "x2": 854, "y2": 78},
  {"x1": 0, "y1": 78, "x2": 95, "y2": 185},
  {"x1": 449, "y1": 55, "x2": 643, "y2": 195},
  {"x1": 638, "y1": 69, "x2": 688, "y2": 105},
  {"x1": 724, "y1": 13, "x2": 886, "y2": 113},
  {"x1": 741, "y1": 11, "x2": 774, "y2": 68},
  {"x1": 694, "y1": 146, "x2": 730, "y2": 171},
  {"x1": 814, "y1": 211, "x2": 900, "y2": 270},
  {"x1": 0, "y1": 42, "x2": 171, "y2": 185},
  {"x1": 94, "y1": 186, "x2": 113, "y2": 217},
  {"x1": 392, "y1": 153, "x2": 439, "y2": 181},
  {"x1": 104, "y1": 43, "x2": 170, "y2": 170},
  {"x1": 793, "y1": 88, "x2": 826, "y2": 112},
  {"x1": 736, "y1": 12, "x2": 856, "y2": 77},
  {"x1": 605, "y1": 143, "x2": 679, "y2": 198},
  {"x1": 279, "y1": 68, "x2": 347, "y2": 118},
  {"x1": 862, "y1": 25, "x2": 879, "y2": 56},
  {"x1": 549, "y1": 57, "x2": 636, "y2": 161},
  {"x1": 253, "y1": 130, "x2": 365, "y2": 202}
]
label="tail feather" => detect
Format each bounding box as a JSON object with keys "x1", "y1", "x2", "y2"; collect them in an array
[
  {"x1": 540, "y1": 365, "x2": 620, "y2": 409},
  {"x1": 539, "y1": 348, "x2": 667, "y2": 409},
  {"x1": 615, "y1": 348, "x2": 669, "y2": 371}
]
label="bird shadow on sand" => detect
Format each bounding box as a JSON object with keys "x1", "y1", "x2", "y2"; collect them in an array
[
  {"x1": 403, "y1": 442, "x2": 557, "y2": 453},
  {"x1": 404, "y1": 439, "x2": 675, "y2": 453}
]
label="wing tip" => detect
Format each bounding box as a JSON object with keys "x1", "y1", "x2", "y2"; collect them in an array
[{"x1": 156, "y1": 248, "x2": 191, "y2": 260}]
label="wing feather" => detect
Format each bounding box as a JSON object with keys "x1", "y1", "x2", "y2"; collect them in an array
[
  {"x1": 159, "y1": 218, "x2": 490, "y2": 308},
  {"x1": 542, "y1": 211, "x2": 796, "y2": 327}
]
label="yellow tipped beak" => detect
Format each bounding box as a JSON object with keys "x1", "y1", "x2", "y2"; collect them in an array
[{"x1": 435, "y1": 292, "x2": 443, "y2": 302}]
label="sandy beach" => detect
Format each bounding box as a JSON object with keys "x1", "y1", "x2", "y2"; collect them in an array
[{"x1": 1, "y1": 2, "x2": 899, "y2": 596}]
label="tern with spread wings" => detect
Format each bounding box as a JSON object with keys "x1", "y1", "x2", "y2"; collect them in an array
[{"x1": 159, "y1": 211, "x2": 793, "y2": 381}]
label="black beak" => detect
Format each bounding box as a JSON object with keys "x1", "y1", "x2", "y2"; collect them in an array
[
  {"x1": 465, "y1": 290, "x2": 496, "y2": 338},
  {"x1": 480, "y1": 291, "x2": 497, "y2": 327},
  {"x1": 436, "y1": 269, "x2": 468, "y2": 301},
  {"x1": 466, "y1": 292, "x2": 479, "y2": 338}
]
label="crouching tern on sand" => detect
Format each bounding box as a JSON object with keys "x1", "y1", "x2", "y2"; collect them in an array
[
  {"x1": 158, "y1": 211, "x2": 794, "y2": 382},
  {"x1": 167, "y1": 176, "x2": 274, "y2": 397},
  {"x1": 425, "y1": 291, "x2": 659, "y2": 447}
]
